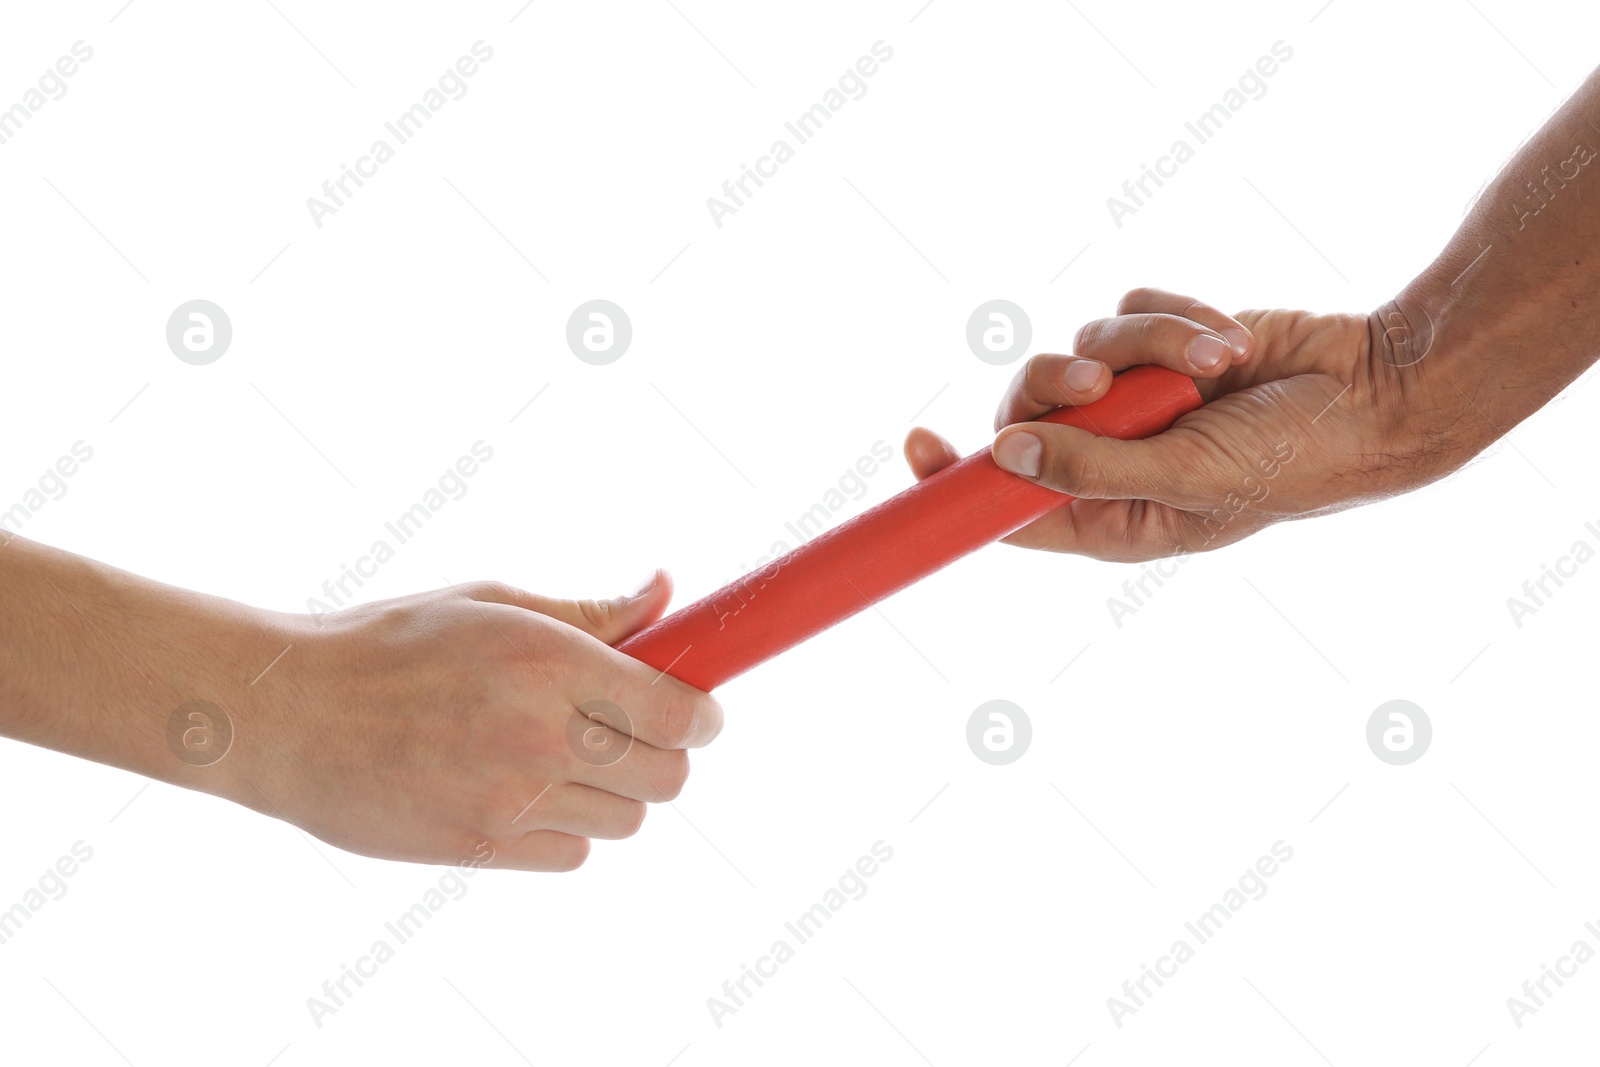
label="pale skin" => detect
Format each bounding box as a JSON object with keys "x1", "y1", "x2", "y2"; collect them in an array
[
  {"x1": 908, "y1": 66, "x2": 1600, "y2": 558},
  {"x1": 0, "y1": 535, "x2": 721, "y2": 872}
]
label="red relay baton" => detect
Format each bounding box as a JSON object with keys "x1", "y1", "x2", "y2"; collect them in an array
[{"x1": 616, "y1": 365, "x2": 1203, "y2": 690}]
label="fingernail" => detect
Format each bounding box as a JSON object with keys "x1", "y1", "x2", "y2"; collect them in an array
[
  {"x1": 1223, "y1": 328, "x2": 1251, "y2": 360},
  {"x1": 995, "y1": 432, "x2": 1041, "y2": 478},
  {"x1": 1187, "y1": 333, "x2": 1227, "y2": 371},
  {"x1": 1064, "y1": 358, "x2": 1103, "y2": 392},
  {"x1": 628, "y1": 570, "x2": 659, "y2": 598}
]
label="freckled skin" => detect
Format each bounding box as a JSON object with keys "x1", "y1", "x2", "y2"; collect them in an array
[{"x1": 908, "y1": 66, "x2": 1600, "y2": 562}]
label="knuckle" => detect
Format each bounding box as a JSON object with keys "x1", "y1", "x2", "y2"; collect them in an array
[
  {"x1": 1117, "y1": 287, "x2": 1157, "y2": 315},
  {"x1": 575, "y1": 597, "x2": 615, "y2": 630},
  {"x1": 553, "y1": 836, "x2": 591, "y2": 871},
  {"x1": 1136, "y1": 315, "x2": 1164, "y2": 349},
  {"x1": 655, "y1": 696, "x2": 697, "y2": 748},
  {"x1": 618, "y1": 801, "x2": 648, "y2": 838},
  {"x1": 1144, "y1": 313, "x2": 1193, "y2": 354},
  {"x1": 1047, "y1": 444, "x2": 1100, "y2": 496},
  {"x1": 1072, "y1": 320, "x2": 1105, "y2": 353},
  {"x1": 657, "y1": 750, "x2": 691, "y2": 800},
  {"x1": 1023, "y1": 354, "x2": 1052, "y2": 395},
  {"x1": 692, "y1": 695, "x2": 724, "y2": 746},
  {"x1": 467, "y1": 580, "x2": 521, "y2": 604}
]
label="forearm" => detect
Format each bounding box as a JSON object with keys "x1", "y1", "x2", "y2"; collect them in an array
[
  {"x1": 0, "y1": 534, "x2": 722, "y2": 870},
  {"x1": 0, "y1": 534, "x2": 300, "y2": 800},
  {"x1": 1379, "y1": 65, "x2": 1600, "y2": 447}
]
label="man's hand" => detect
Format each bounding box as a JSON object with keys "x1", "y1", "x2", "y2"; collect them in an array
[
  {"x1": 904, "y1": 288, "x2": 1469, "y2": 562},
  {"x1": 905, "y1": 68, "x2": 1600, "y2": 560}
]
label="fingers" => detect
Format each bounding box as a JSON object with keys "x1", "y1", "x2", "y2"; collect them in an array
[
  {"x1": 462, "y1": 570, "x2": 675, "y2": 646},
  {"x1": 567, "y1": 724, "x2": 693, "y2": 803},
  {"x1": 464, "y1": 574, "x2": 726, "y2": 751},
  {"x1": 484, "y1": 784, "x2": 653, "y2": 870},
  {"x1": 1075, "y1": 314, "x2": 1237, "y2": 378},
  {"x1": 903, "y1": 426, "x2": 962, "y2": 481},
  {"x1": 604, "y1": 668, "x2": 723, "y2": 751},
  {"x1": 484, "y1": 829, "x2": 592, "y2": 873},
  {"x1": 1115, "y1": 288, "x2": 1255, "y2": 364},
  {"x1": 547, "y1": 629, "x2": 725, "y2": 750},
  {"x1": 994, "y1": 355, "x2": 1115, "y2": 430},
  {"x1": 511, "y1": 782, "x2": 649, "y2": 841},
  {"x1": 477, "y1": 699, "x2": 697, "y2": 873},
  {"x1": 903, "y1": 425, "x2": 1242, "y2": 561},
  {"x1": 994, "y1": 288, "x2": 1254, "y2": 429}
]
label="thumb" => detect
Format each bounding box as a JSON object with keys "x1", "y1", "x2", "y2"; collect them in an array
[
  {"x1": 468, "y1": 570, "x2": 675, "y2": 646},
  {"x1": 991, "y1": 422, "x2": 1209, "y2": 510}
]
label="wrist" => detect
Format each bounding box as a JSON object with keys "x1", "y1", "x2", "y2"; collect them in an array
[
  {"x1": 145, "y1": 590, "x2": 315, "y2": 814},
  {"x1": 1362, "y1": 282, "x2": 1521, "y2": 487}
]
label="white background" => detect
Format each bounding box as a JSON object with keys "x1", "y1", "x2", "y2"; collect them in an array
[{"x1": 3, "y1": 1, "x2": 1599, "y2": 1063}]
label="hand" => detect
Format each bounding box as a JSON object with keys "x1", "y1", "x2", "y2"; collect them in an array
[
  {"x1": 905, "y1": 288, "x2": 1466, "y2": 561},
  {"x1": 228, "y1": 572, "x2": 723, "y2": 871}
]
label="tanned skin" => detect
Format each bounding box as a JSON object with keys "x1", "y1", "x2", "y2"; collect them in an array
[{"x1": 908, "y1": 67, "x2": 1600, "y2": 561}]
